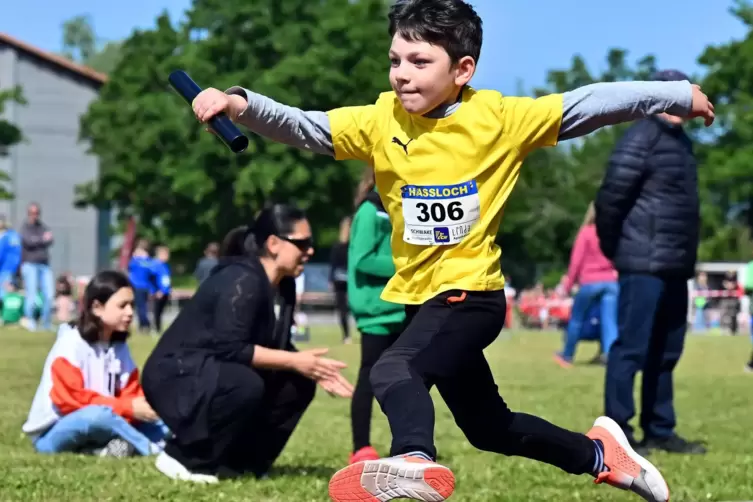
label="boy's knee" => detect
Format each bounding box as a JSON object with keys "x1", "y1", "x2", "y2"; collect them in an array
[{"x1": 369, "y1": 353, "x2": 411, "y2": 402}]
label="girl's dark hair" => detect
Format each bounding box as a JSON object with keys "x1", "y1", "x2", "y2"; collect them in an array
[
  {"x1": 73, "y1": 270, "x2": 132, "y2": 344},
  {"x1": 220, "y1": 203, "x2": 307, "y2": 258},
  {"x1": 353, "y1": 166, "x2": 376, "y2": 209}
]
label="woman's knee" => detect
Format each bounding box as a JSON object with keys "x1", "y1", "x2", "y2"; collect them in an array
[{"x1": 299, "y1": 377, "x2": 316, "y2": 406}]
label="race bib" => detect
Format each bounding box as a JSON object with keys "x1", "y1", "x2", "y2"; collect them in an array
[{"x1": 401, "y1": 180, "x2": 480, "y2": 245}]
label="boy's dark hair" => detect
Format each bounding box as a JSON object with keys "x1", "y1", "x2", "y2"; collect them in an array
[
  {"x1": 388, "y1": 0, "x2": 483, "y2": 64},
  {"x1": 73, "y1": 270, "x2": 132, "y2": 344}
]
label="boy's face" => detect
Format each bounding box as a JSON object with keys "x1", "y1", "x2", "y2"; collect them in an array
[
  {"x1": 157, "y1": 249, "x2": 170, "y2": 262},
  {"x1": 389, "y1": 34, "x2": 475, "y2": 115}
]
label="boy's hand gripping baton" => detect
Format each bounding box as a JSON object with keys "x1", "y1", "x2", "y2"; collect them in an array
[{"x1": 168, "y1": 70, "x2": 249, "y2": 154}]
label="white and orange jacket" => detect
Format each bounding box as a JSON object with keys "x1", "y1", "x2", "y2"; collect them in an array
[{"x1": 22, "y1": 323, "x2": 144, "y2": 438}]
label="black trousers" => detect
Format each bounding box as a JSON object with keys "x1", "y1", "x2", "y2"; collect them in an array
[
  {"x1": 134, "y1": 288, "x2": 150, "y2": 330},
  {"x1": 153, "y1": 294, "x2": 170, "y2": 332},
  {"x1": 351, "y1": 330, "x2": 401, "y2": 451},
  {"x1": 164, "y1": 362, "x2": 316, "y2": 477},
  {"x1": 369, "y1": 289, "x2": 595, "y2": 475},
  {"x1": 333, "y1": 281, "x2": 350, "y2": 340}
]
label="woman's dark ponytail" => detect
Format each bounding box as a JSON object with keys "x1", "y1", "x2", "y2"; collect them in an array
[
  {"x1": 220, "y1": 225, "x2": 258, "y2": 257},
  {"x1": 219, "y1": 203, "x2": 307, "y2": 258}
]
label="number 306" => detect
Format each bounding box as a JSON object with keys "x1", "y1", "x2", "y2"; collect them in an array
[{"x1": 415, "y1": 201, "x2": 464, "y2": 222}]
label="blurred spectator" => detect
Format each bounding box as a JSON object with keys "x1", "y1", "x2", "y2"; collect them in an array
[
  {"x1": 744, "y1": 257, "x2": 753, "y2": 371},
  {"x1": 292, "y1": 269, "x2": 309, "y2": 340},
  {"x1": 128, "y1": 239, "x2": 154, "y2": 334},
  {"x1": 152, "y1": 246, "x2": 172, "y2": 333},
  {"x1": 692, "y1": 271, "x2": 709, "y2": 331},
  {"x1": 721, "y1": 270, "x2": 739, "y2": 334},
  {"x1": 194, "y1": 242, "x2": 219, "y2": 285},
  {"x1": 330, "y1": 217, "x2": 351, "y2": 343},
  {"x1": 595, "y1": 69, "x2": 705, "y2": 454},
  {"x1": 0, "y1": 214, "x2": 21, "y2": 299},
  {"x1": 555, "y1": 202, "x2": 618, "y2": 368},
  {"x1": 20, "y1": 202, "x2": 54, "y2": 331},
  {"x1": 55, "y1": 273, "x2": 74, "y2": 324},
  {"x1": 2, "y1": 281, "x2": 24, "y2": 325}
]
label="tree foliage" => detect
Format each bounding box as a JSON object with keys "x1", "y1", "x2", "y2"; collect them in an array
[
  {"x1": 75, "y1": 1, "x2": 753, "y2": 278},
  {"x1": 0, "y1": 87, "x2": 25, "y2": 200},
  {"x1": 694, "y1": 0, "x2": 753, "y2": 261},
  {"x1": 499, "y1": 50, "x2": 658, "y2": 286},
  {"x1": 78, "y1": 0, "x2": 389, "y2": 265},
  {"x1": 62, "y1": 15, "x2": 124, "y2": 74}
]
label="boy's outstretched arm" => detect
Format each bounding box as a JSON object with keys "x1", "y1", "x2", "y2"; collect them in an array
[
  {"x1": 225, "y1": 87, "x2": 335, "y2": 156},
  {"x1": 559, "y1": 80, "x2": 713, "y2": 140}
]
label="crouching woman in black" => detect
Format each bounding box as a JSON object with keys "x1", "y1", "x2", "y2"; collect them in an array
[{"x1": 141, "y1": 204, "x2": 353, "y2": 483}]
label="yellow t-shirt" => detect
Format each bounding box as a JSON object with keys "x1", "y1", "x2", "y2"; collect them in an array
[{"x1": 328, "y1": 87, "x2": 563, "y2": 304}]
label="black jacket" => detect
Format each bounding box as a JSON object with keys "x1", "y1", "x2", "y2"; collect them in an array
[
  {"x1": 595, "y1": 117, "x2": 699, "y2": 279},
  {"x1": 142, "y1": 256, "x2": 296, "y2": 442}
]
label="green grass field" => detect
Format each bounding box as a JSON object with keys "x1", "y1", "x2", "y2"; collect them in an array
[{"x1": 2, "y1": 326, "x2": 752, "y2": 501}]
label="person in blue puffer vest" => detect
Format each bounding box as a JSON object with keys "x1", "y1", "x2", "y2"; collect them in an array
[
  {"x1": 128, "y1": 239, "x2": 155, "y2": 333},
  {"x1": 0, "y1": 215, "x2": 22, "y2": 300},
  {"x1": 151, "y1": 246, "x2": 172, "y2": 333}
]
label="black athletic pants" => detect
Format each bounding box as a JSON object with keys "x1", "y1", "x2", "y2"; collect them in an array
[
  {"x1": 164, "y1": 362, "x2": 316, "y2": 477},
  {"x1": 333, "y1": 281, "x2": 350, "y2": 340},
  {"x1": 369, "y1": 289, "x2": 595, "y2": 475},
  {"x1": 153, "y1": 294, "x2": 170, "y2": 332},
  {"x1": 351, "y1": 330, "x2": 401, "y2": 451}
]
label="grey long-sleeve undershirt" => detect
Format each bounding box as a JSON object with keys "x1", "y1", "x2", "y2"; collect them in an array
[{"x1": 225, "y1": 80, "x2": 692, "y2": 156}]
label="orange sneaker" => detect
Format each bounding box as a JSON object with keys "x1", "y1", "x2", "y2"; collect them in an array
[
  {"x1": 349, "y1": 446, "x2": 380, "y2": 464},
  {"x1": 553, "y1": 353, "x2": 573, "y2": 369},
  {"x1": 587, "y1": 417, "x2": 670, "y2": 502},
  {"x1": 329, "y1": 455, "x2": 455, "y2": 502}
]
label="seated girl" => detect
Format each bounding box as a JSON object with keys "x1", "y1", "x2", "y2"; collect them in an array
[{"x1": 22, "y1": 270, "x2": 168, "y2": 457}]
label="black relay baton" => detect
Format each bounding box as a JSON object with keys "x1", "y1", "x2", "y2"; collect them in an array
[{"x1": 168, "y1": 70, "x2": 249, "y2": 154}]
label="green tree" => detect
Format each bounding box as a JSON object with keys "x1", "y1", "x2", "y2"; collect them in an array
[
  {"x1": 499, "y1": 49, "x2": 659, "y2": 286},
  {"x1": 0, "y1": 87, "x2": 25, "y2": 199},
  {"x1": 61, "y1": 15, "x2": 123, "y2": 74},
  {"x1": 78, "y1": 0, "x2": 389, "y2": 266},
  {"x1": 695, "y1": 0, "x2": 753, "y2": 261}
]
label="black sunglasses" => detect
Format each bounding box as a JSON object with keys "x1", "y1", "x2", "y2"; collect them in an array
[{"x1": 278, "y1": 235, "x2": 314, "y2": 251}]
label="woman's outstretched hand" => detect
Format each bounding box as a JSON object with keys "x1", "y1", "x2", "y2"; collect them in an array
[
  {"x1": 317, "y1": 373, "x2": 355, "y2": 398},
  {"x1": 291, "y1": 348, "x2": 354, "y2": 398}
]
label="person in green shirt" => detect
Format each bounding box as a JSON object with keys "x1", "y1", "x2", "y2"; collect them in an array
[
  {"x1": 2, "y1": 281, "x2": 24, "y2": 325},
  {"x1": 347, "y1": 168, "x2": 405, "y2": 465}
]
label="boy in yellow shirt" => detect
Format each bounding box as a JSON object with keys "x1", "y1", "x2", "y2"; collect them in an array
[{"x1": 190, "y1": 1, "x2": 714, "y2": 500}]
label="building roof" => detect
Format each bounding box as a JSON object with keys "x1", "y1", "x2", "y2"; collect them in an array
[{"x1": 0, "y1": 32, "x2": 107, "y2": 85}]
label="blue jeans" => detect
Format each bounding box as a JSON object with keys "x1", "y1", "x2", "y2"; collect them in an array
[
  {"x1": 692, "y1": 306, "x2": 707, "y2": 331},
  {"x1": 21, "y1": 262, "x2": 54, "y2": 329},
  {"x1": 561, "y1": 281, "x2": 619, "y2": 360},
  {"x1": 0, "y1": 270, "x2": 14, "y2": 300},
  {"x1": 605, "y1": 273, "x2": 687, "y2": 440},
  {"x1": 34, "y1": 405, "x2": 169, "y2": 456}
]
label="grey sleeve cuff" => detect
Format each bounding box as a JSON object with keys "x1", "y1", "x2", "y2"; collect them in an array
[
  {"x1": 226, "y1": 86, "x2": 335, "y2": 156},
  {"x1": 559, "y1": 80, "x2": 693, "y2": 140}
]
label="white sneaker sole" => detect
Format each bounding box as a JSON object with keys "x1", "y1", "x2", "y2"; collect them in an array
[
  {"x1": 329, "y1": 457, "x2": 455, "y2": 501},
  {"x1": 155, "y1": 452, "x2": 219, "y2": 484},
  {"x1": 594, "y1": 417, "x2": 670, "y2": 502}
]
